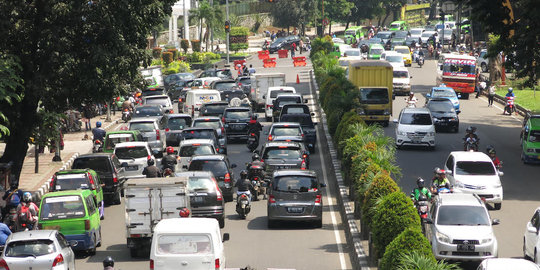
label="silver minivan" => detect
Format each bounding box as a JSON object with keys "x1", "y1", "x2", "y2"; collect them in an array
[
  {"x1": 267, "y1": 169, "x2": 326, "y2": 228},
  {"x1": 128, "y1": 117, "x2": 165, "y2": 154}
]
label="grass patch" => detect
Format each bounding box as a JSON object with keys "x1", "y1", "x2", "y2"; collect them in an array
[
  {"x1": 495, "y1": 88, "x2": 540, "y2": 111},
  {"x1": 190, "y1": 59, "x2": 222, "y2": 65}
]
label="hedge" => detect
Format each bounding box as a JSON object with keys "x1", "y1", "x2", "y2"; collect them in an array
[
  {"x1": 361, "y1": 172, "x2": 399, "y2": 228},
  {"x1": 162, "y1": 61, "x2": 191, "y2": 75},
  {"x1": 379, "y1": 228, "x2": 435, "y2": 270},
  {"x1": 180, "y1": 39, "x2": 189, "y2": 53},
  {"x1": 230, "y1": 26, "x2": 249, "y2": 36},
  {"x1": 371, "y1": 192, "x2": 421, "y2": 258},
  {"x1": 167, "y1": 48, "x2": 178, "y2": 60},
  {"x1": 152, "y1": 47, "x2": 162, "y2": 59},
  {"x1": 162, "y1": 52, "x2": 173, "y2": 66},
  {"x1": 230, "y1": 43, "x2": 249, "y2": 52},
  {"x1": 335, "y1": 112, "x2": 365, "y2": 155},
  {"x1": 191, "y1": 40, "x2": 201, "y2": 52}
]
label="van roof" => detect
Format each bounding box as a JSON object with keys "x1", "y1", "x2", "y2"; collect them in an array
[
  {"x1": 41, "y1": 189, "x2": 92, "y2": 198},
  {"x1": 349, "y1": 60, "x2": 393, "y2": 68},
  {"x1": 154, "y1": 218, "x2": 220, "y2": 234},
  {"x1": 268, "y1": 86, "x2": 295, "y2": 91},
  {"x1": 188, "y1": 89, "x2": 220, "y2": 95},
  {"x1": 114, "y1": 141, "x2": 149, "y2": 148}
]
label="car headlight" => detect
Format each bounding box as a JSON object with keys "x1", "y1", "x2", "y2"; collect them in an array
[
  {"x1": 436, "y1": 231, "x2": 451, "y2": 244},
  {"x1": 428, "y1": 132, "x2": 435, "y2": 136},
  {"x1": 493, "y1": 183, "x2": 502, "y2": 188},
  {"x1": 453, "y1": 100, "x2": 459, "y2": 105},
  {"x1": 480, "y1": 234, "x2": 494, "y2": 244},
  {"x1": 397, "y1": 130, "x2": 406, "y2": 136},
  {"x1": 527, "y1": 148, "x2": 535, "y2": 153}
]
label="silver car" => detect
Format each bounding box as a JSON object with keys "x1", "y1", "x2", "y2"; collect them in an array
[
  {"x1": 142, "y1": 95, "x2": 174, "y2": 114},
  {"x1": 191, "y1": 116, "x2": 226, "y2": 141},
  {"x1": 267, "y1": 170, "x2": 326, "y2": 228},
  {"x1": 114, "y1": 141, "x2": 156, "y2": 179},
  {"x1": 128, "y1": 117, "x2": 165, "y2": 153},
  {"x1": 2, "y1": 230, "x2": 76, "y2": 270},
  {"x1": 178, "y1": 139, "x2": 217, "y2": 170}
]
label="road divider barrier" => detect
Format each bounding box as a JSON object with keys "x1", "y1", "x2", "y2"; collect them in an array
[
  {"x1": 263, "y1": 58, "x2": 276, "y2": 68},
  {"x1": 258, "y1": 50, "x2": 270, "y2": 60},
  {"x1": 278, "y1": 49, "x2": 289, "y2": 58},
  {"x1": 293, "y1": 56, "x2": 307, "y2": 67}
]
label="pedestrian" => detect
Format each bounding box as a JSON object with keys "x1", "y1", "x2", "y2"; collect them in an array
[
  {"x1": 299, "y1": 39, "x2": 304, "y2": 54},
  {"x1": 82, "y1": 104, "x2": 92, "y2": 131},
  {"x1": 271, "y1": 31, "x2": 276, "y2": 41},
  {"x1": 476, "y1": 80, "x2": 486, "y2": 98},
  {"x1": 291, "y1": 42, "x2": 296, "y2": 58},
  {"x1": 488, "y1": 82, "x2": 496, "y2": 106},
  {"x1": 248, "y1": 64, "x2": 256, "y2": 75}
]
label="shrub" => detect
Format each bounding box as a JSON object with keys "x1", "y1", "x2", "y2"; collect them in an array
[
  {"x1": 230, "y1": 43, "x2": 249, "y2": 52},
  {"x1": 361, "y1": 172, "x2": 399, "y2": 228},
  {"x1": 162, "y1": 61, "x2": 191, "y2": 75},
  {"x1": 152, "y1": 47, "x2": 162, "y2": 59},
  {"x1": 335, "y1": 113, "x2": 365, "y2": 154},
  {"x1": 167, "y1": 48, "x2": 178, "y2": 60},
  {"x1": 310, "y1": 36, "x2": 333, "y2": 59},
  {"x1": 327, "y1": 109, "x2": 343, "y2": 136},
  {"x1": 353, "y1": 161, "x2": 385, "y2": 201},
  {"x1": 180, "y1": 39, "x2": 190, "y2": 53},
  {"x1": 379, "y1": 228, "x2": 435, "y2": 270},
  {"x1": 191, "y1": 40, "x2": 201, "y2": 52},
  {"x1": 230, "y1": 26, "x2": 249, "y2": 36},
  {"x1": 396, "y1": 251, "x2": 462, "y2": 270},
  {"x1": 371, "y1": 192, "x2": 421, "y2": 258},
  {"x1": 162, "y1": 52, "x2": 173, "y2": 66},
  {"x1": 187, "y1": 52, "x2": 203, "y2": 63}
]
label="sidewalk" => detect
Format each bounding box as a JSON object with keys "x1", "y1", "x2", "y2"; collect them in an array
[{"x1": 0, "y1": 113, "x2": 120, "y2": 196}]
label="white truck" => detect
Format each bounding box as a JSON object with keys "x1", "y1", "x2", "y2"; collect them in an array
[
  {"x1": 251, "y1": 73, "x2": 286, "y2": 112},
  {"x1": 124, "y1": 176, "x2": 191, "y2": 258},
  {"x1": 140, "y1": 65, "x2": 164, "y2": 87}
]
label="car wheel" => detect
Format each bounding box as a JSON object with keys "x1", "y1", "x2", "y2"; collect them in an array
[
  {"x1": 314, "y1": 219, "x2": 322, "y2": 228},
  {"x1": 494, "y1": 203, "x2": 501, "y2": 210},
  {"x1": 535, "y1": 249, "x2": 538, "y2": 264},
  {"x1": 481, "y1": 62, "x2": 488, "y2": 73},
  {"x1": 218, "y1": 216, "x2": 225, "y2": 228},
  {"x1": 113, "y1": 189, "x2": 122, "y2": 205}
]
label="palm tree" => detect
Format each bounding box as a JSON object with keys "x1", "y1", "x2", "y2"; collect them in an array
[
  {"x1": 398, "y1": 251, "x2": 462, "y2": 270},
  {"x1": 190, "y1": 0, "x2": 223, "y2": 52}
]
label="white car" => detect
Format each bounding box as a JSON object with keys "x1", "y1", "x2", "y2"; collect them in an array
[
  {"x1": 420, "y1": 31, "x2": 438, "y2": 47},
  {"x1": 523, "y1": 207, "x2": 540, "y2": 263},
  {"x1": 392, "y1": 66, "x2": 411, "y2": 95},
  {"x1": 264, "y1": 86, "x2": 296, "y2": 121},
  {"x1": 177, "y1": 139, "x2": 217, "y2": 170},
  {"x1": 425, "y1": 193, "x2": 499, "y2": 261},
  {"x1": 443, "y1": 151, "x2": 504, "y2": 210},
  {"x1": 478, "y1": 258, "x2": 540, "y2": 269},
  {"x1": 114, "y1": 141, "x2": 156, "y2": 179},
  {"x1": 477, "y1": 49, "x2": 489, "y2": 72},
  {"x1": 382, "y1": 51, "x2": 405, "y2": 69},
  {"x1": 410, "y1": 27, "x2": 425, "y2": 39},
  {"x1": 394, "y1": 107, "x2": 436, "y2": 149},
  {"x1": 143, "y1": 95, "x2": 174, "y2": 114}
]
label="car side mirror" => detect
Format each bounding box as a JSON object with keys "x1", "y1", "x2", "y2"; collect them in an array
[
  {"x1": 426, "y1": 93, "x2": 431, "y2": 98},
  {"x1": 445, "y1": 169, "x2": 452, "y2": 175},
  {"x1": 528, "y1": 224, "x2": 538, "y2": 233},
  {"x1": 231, "y1": 163, "x2": 237, "y2": 168},
  {"x1": 498, "y1": 171, "x2": 504, "y2": 177},
  {"x1": 393, "y1": 119, "x2": 398, "y2": 123},
  {"x1": 253, "y1": 150, "x2": 260, "y2": 155},
  {"x1": 121, "y1": 162, "x2": 129, "y2": 167},
  {"x1": 492, "y1": 219, "x2": 500, "y2": 225},
  {"x1": 222, "y1": 233, "x2": 230, "y2": 242},
  {"x1": 320, "y1": 183, "x2": 327, "y2": 188}
]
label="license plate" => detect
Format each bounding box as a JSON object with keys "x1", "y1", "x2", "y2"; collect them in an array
[
  {"x1": 193, "y1": 196, "x2": 204, "y2": 203},
  {"x1": 126, "y1": 166, "x2": 138, "y2": 171},
  {"x1": 412, "y1": 140, "x2": 421, "y2": 144},
  {"x1": 231, "y1": 125, "x2": 244, "y2": 130},
  {"x1": 287, "y1": 207, "x2": 304, "y2": 213},
  {"x1": 248, "y1": 137, "x2": 256, "y2": 142},
  {"x1": 457, "y1": 244, "x2": 475, "y2": 252},
  {"x1": 224, "y1": 183, "x2": 230, "y2": 188}
]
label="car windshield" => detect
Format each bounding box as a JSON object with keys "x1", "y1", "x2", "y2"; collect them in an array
[
  {"x1": 400, "y1": 113, "x2": 432, "y2": 125},
  {"x1": 133, "y1": 107, "x2": 162, "y2": 117},
  {"x1": 188, "y1": 177, "x2": 215, "y2": 192},
  {"x1": 178, "y1": 73, "x2": 195, "y2": 80},
  {"x1": 193, "y1": 120, "x2": 220, "y2": 129},
  {"x1": 272, "y1": 127, "x2": 302, "y2": 136},
  {"x1": 271, "y1": 90, "x2": 294, "y2": 98},
  {"x1": 202, "y1": 104, "x2": 228, "y2": 115},
  {"x1": 115, "y1": 146, "x2": 148, "y2": 159},
  {"x1": 428, "y1": 102, "x2": 455, "y2": 112},
  {"x1": 72, "y1": 157, "x2": 109, "y2": 173},
  {"x1": 130, "y1": 122, "x2": 155, "y2": 132},
  {"x1": 376, "y1": 32, "x2": 392, "y2": 39},
  {"x1": 182, "y1": 130, "x2": 214, "y2": 140},
  {"x1": 274, "y1": 176, "x2": 318, "y2": 193},
  {"x1": 238, "y1": 78, "x2": 251, "y2": 84},
  {"x1": 437, "y1": 205, "x2": 490, "y2": 226},
  {"x1": 455, "y1": 161, "x2": 496, "y2": 175},
  {"x1": 443, "y1": 61, "x2": 476, "y2": 75},
  {"x1": 386, "y1": 55, "x2": 403, "y2": 63},
  {"x1": 368, "y1": 38, "x2": 381, "y2": 44},
  {"x1": 359, "y1": 88, "x2": 389, "y2": 104},
  {"x1": 280, "y1": 115, "x2": 313, "y2": 126},
  {"x1": 189, "y1": 160, "x2": 227, "y2": 176},
  {"x1": 145, "y1": 97, "x2": 169, "y2": 106},
  {"x1": 410, "y1": 29, "x2": 423, "y2": 35},
  {"x1": 157, "y1": 234, "x2": 212, "y2": 255},
  {"x1": 370, "y1": 48, "x2": 384, "y2": 55},
  {"x1": 432, "y1": 89, "x2": 456, "y2": 98},
  {"x1": 529, "y1": 131, "x2": 540, "y2": 143},
  {"x1": 5, "y1": 239, "x2": 56, "y2": 257},
  {"x1": 395, "y1": 48, "x2": 410, "y2": 54},
  {"x1": 225, "y1": 110, "x2": 251, "y2": 119},
  {"x1": 40, "y1": 195, "x2": 86, "y2": 220},
  {"x1": 345, "y1": 30, "x2": 357, "y2": 35},
  {"x1": 395, "y1": 32, "x2": 408, "y2": 38},
  {"x1": 276, "y1": 97, "x2": 300, "y2": 107},
  {"x1": 393, "y1": 71, "x2": 409, "y2": 78},
  {"x1": 421, "y1": 32, "x2": 433, "y2": 37},
  {"x1": 105, "y1": 134, "x2": 134, "y2": 150},
  {"x1": 167, "y1": 117, "x2": 190, "y2": 130},
  {"x1": 264, "y1": 148, "x2": 301, "y2": 159},
  {"x1": 217, "y1": 70, "x2": 232, "y2": 77},
  {"x1": 55, "y1": 173, "x2": 89, "y2": 190},
  {"x1": 179, "y1": 145, "x2": 215, "y2": 157},
  {"x1": 344, "y1": 50, "x2": 360, "y2": 56},
  {"x1": 214, "y1": 82, "x2": 236, "y2": 91},
  {"x1": 283, "y1": 107, "x2": 308, "y2": 114}
]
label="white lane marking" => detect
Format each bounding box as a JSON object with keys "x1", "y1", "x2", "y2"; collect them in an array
[
  {"x1": 309, "y1": 74, "x2": 347, "y2": 269},
  {"x1": 478, "y1": 96, "x2": 522, "y2": 122}
]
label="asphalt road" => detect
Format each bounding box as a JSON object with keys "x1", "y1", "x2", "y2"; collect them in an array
[
  {"x1": 73, "y1": 55, "x2": 354, "y2": 270},
  {"x1": 391, "y1": 59, "x2": 539, "y2": 268}
]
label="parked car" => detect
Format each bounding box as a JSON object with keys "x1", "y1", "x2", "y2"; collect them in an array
[
  {"x1": 426, "y1": 98, "x2": 460, "y2": 133},
  {"x1": 477, "y1": 49, "x2": 489, "y2": 73},
  {"x1": 267, "y1": 169, "x2": 326, "y2": 228},
  {"x1": 394, "y1": 107, "x2": 436, "y2": 149},
  {"x1": 174, "y1": 171, "x2": 225, "y2": 228},
  {"x1": 188, "y1": 155, "x2": 236, "y2": 202},
  {"x1": 128, "y1": 117, "x2": 165, "y2": 154},
  {"x1": 523, "y1": 207, "x2": 540, "y2": 264},
  {"x1": 425, "y1": 193, "x2": 499, "y2": 261},
  {"x1": 132, "y1": 104, "x2": 164, "y2": 119},
  {"x1": 71, "y1": 153, "x2": 126, "y2": 205},
  {"x1": 2, "y1": 230, "x2": 76, "y2": 270},
  {"x1": 114, "y1": 142, "x2": 157, "y2": 179},
  {"x1": 160, "y1": 113, "x2": 192, "y2": 147},
  {"x1": 102, "y1": 130, "x2": 144, "y2": 153},
  {"x1": 478, "y1": 258, "x2": 540, "y2": 270},
  {"x1": 177, "y1": 139, "x2": 217, "y2": 170},
  {"x1": 223, "y1": 107, "x2": 256, "y2": 141},
  {"x1": 521, "y1": 114, "x2": 540, "y2": 164},
  {"x1": 199, "y1": 101, "x2": 229, "y2": 117}
]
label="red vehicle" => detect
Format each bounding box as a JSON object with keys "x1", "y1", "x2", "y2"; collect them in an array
[{"x1": 436, "y1": 54, "x2": 477, "y2": 99}]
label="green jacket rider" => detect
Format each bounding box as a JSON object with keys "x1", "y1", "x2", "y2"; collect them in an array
[{"x1": 411, "y1": 177, "x2": 431, "y2": 201}]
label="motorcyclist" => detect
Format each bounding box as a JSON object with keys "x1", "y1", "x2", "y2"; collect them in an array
[
  {"x1": 463, "y1": 126, "x2": 479, "y2": 141},
  {"x1": 2, "y1": 178, "x2": 23, "y2": 219},
  {"x1": 15, "y1": 192, "x2": 38, "y2": 231},
  {"x1": 486, "y1": 145, "x2": 502, "y2": 169},
  {"x1": 464, "y1": 132, "x2": 479, "y2": 151},
  {"x1": 505, "y1": 87, "x2": 515, "y2": 98},
  {"x1": 406, "y1": 92, "x2": 418, "y2": 107},
  {"x1": 411, "y1": 177, "x2": 431, "y2": 201},
  {"x1": 247, "y1": 154, "x2": 266, "y2": 199},
  {"x1": 240, "y1": 94, "x2": 251, "y2": 108},
  {"x1": 161, "y1": 146, "x2": 178, "y2": 172},
  {"x1": 235, "y1": 170, "x2": 253, "y2": 201},
  {"x1": 142, "y1": 159, "x2": 162, "y2": 178},
  {"x1": 431, "y1": 168, "x2": 452, "y2": 194},
  {"x1": 103, "y1": 256, "x2": 115, "y2": 270},
  {"x1": 92, "y1": 121, "x2": 106, "y2": 142},
  {"x1": 121, "y1": 98, "x2": 134, "y2": 112}
]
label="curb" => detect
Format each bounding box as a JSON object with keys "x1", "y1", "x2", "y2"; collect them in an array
[{"x1": 310, "y1": 70, "x2": 369, "y2": 270}]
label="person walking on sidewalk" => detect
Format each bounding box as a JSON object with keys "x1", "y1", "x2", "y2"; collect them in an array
[
  {"x1": 248, "y1": 65, "x2": 256, "y2": 75},
  {"x1": 290, "y1": 42, "x2": 296, "y2": 58},
  {"x1": 82, "y1": 104, "x2": 93, "y2": 131},
  {"x1": 299, "y1": 39, "x2": 304, "y2": 54},
  {"x1": 488, "y1": 82, "x2": 496, "y2": 106}
]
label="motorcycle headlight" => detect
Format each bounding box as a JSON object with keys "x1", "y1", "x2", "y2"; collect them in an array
[{"x1": 436, "y1": 231, "x2": 451, "y2": 244}]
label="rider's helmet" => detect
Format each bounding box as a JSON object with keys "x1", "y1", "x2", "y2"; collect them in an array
[
  {"x1": 96, "y1": 121, "x2": 102, "y2": 128},
  {"x1": 22, "y1": 192, "x2": 32, "y2": 203},
  {"x1": 147, "y1": 159, "x2": 155, "y2": 166},
  {"x1": 508, "y1": 87, "x2": 513, "y2": 93},
  {"x1": 240, "y1": 170, "x2": 248, "y2": 179},
  {"x1": 416, "y1": 177, "x2": 425, "y2": 188},
  {"x1": 252, "y1": 153, "x2": 260, "y2": 161},
  {"x1": 486, "y1": 145, "x2": 495, "y2": 154},
  {"x1": 433, "y1": 167, "x2": 441, "y2": 174},
  {"x1": 136, "y1": 92, "x2": 142, "y2": 98},
  {"x1": 166, "y1": 146, "x2": 174, "y2": 154},
  {"x1": 103, "y1": 256, "x2": 114, "y2": 267}
]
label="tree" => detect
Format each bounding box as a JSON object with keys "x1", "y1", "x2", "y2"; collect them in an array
[
  {"x1": 0, "y1": 54, "x2": 23, "y2": 139},
  {"x1": 0, "y1": 0, "x2": 175, "y2": 180},
  {"x1": 349, "y1": 0, "x2": 384, "y2": 25},
  {"x1": 324, "y1": 0, "x2": 354, "y2": 34},
  {"x1": 190, "y1": 0, "x2": 223, "y2": 51}
]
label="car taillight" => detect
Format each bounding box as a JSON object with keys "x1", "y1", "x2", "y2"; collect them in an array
[
  {"x1": 221, "y1": 126, "x2": 225, "y2": 133},
  {"x1": 254, "y1": 177, "x2": 258, "y2": 181},
  {"x1": 150, "y1": 259, "x2": 154, "y2": 270},
  {"x1": 249, "y1": 119, "x2": 257, "y2": 124},
  {"x1": 222, "y1": 117, "x2": 225, "y2": 123},
  {"x1": 89, "y1": 174, "x2": 95, "y2": 187},
  {"x1": 315, "y1": 194, "x2": 321, "y2": 204},
  {"x1": 268, "y1": 135, "x2": 273, "y2": 141},
  {"x1": 266, "y1": 104, "x2": 273, "y2": 108},
  {"x1": 130, "y1": 234, "x2": 142, "y2": 238},
  {"x1": 165, "y1": 128, "x2": 170, "y2": 132},
  {"x1": 303, "y1": 154, "x2": 308, "y2": 159},
  {"x1": 52, "y1": 254, "x2": 64, "y2": 267},
  {"x1": 215, "y1": 181, "x2": 223, "y2": 201},
  {"x1": 84, "y1": 220, "x2": 90, "y2": 230},
  {"x1": 50, "y1": 176, "x2": 56, "y2": 190},
  {"x1": 170, "y1": 109, "x2": 174, "y2": 113},
  {"x1": 155, "y1": 129, "x2": 160, "y2": 140},
  {"x1": 224, "y1": 173, "x2": 231, "y2": 183},
  {"x1": 269, "y1": 195, "x2": 276, "y2": 203},
  {"x1": 0, "y1": 259, "x2": 9, "y2": 270},
  {"x1": 260, "y1": 159, "x2": 264, "y2": 163},
  {"x1": 179, "y1": 98, "x2": 183, "y2": 102},
  {"x1": 215, "y1": 258, "x2": 220, "y2": 270},
  {"x1": 250, "y1": 133, "x2": 255, "y2": 136},
  {"x1": 238, "y1": 82, "x2": 242, "y2": 87}
]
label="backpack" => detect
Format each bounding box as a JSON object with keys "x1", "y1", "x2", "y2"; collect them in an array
[
  {"x1": 18, "y1": 205, "x2": 31, "y2": 223},
  {"x1": 9, "y1": 191, "x2": 20, "y2": 206}
]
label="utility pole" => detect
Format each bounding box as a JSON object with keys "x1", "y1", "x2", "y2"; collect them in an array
[
  {"x1": 226, "y1": 0, "x2": 230, "y2": 64},
  {"x1": 210, "y1": 0, "x2": 213, "y2": 52}
]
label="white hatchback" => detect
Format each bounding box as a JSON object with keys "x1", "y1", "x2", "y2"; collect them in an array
[
  {"x1": 478, "y1": 258, "x2": 540, "y2": 269},
  {"x1": 394, "y1": 107, "x2": 436, "y2": 149}
]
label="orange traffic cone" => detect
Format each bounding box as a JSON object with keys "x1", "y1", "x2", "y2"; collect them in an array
[{"x1": 296, "y1": 74, "x2": 300, "y2": 84}]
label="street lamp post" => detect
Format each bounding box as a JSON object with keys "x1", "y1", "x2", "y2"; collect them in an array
[{"x1": 226, "y1": 0, "x2": 230, "y2": 64}]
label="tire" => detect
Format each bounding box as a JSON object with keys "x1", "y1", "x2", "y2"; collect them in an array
[
  {"x1": 225, "y1": 194, "x2": 234, "y2": 202},
  {"x1": 314, "y1": 219, "x2": 323, "y2": 228},
  {"x1": 462, "y1": 93, "x2": 470, "y2": 99},
  {"x1": 113, "y1": 189, "x2": 121, "y2": 205},
  {"x1": 218, "y1": 216, "x2": 225, "y2": 228},
  {"x1": 494, "y1": 203, "x2": 501, "y2": 210},
  {"x1": 481, "y1": 62, "x2": 488, "y2": 73},
  {"x1": 252, "y1": 190, "x2": 259, "y2": 201}
]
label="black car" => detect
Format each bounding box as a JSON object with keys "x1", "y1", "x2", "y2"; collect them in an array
[
  {"x1": 426, "y1": 98, "x2": 460, "y2": 133},
  {"x1": 180, "y1": 127, "x2": 227, "y2": 154},
  {"x1": 223, "y1": 107, "x2": 256, "y2": 141},
  {"x1": 210, "y1": 80, "x2": 238, "y2": 92},
  {"x1": 236, "y1": 76, "x2": 252, "y2": 95},
  {"x1": 199, "y1": 68, "x2": 233, "y2": 80},
  {"x1": 71, "y1": 153, "x2": 127, "y2": 205},
  {"x1": 164, "y1": 73, "x2": 196, "y2": 92},
  {"x1": 279, "y1": 104, "x2": 312, "y2": 119},
  {"x1": 279, "y1": 114, "x2": 317, "y2": 153},
  {"x1": 160, "y1": 114, "x2": 192, "y2": 146},
  {"x1": 174, "y1": 171, "x2": 225, "y2": 228},
  {"x1": 221, "y1": 89, "x2": 244, "y2": 102},
  {"x1": 132, "y1": 104, "x2": 164, "y2": 119},
  {"x1": 272, "y1": 94, "x2": 305, "y2": 122},
  {"x1": 168, "y1": 80, "x2": 191, "y2": 103},
  {"x1": 188, "y1": 155, "x2": 237, "y2": 202},
  {"x1": 200, "y1": 101, "x2": 229, "y2": 117},
  {"x1": 268, "y1": 35, "x2": 300, "y2": 54},
  {"x1": 257, "y1": 142, "x2": 308, "y2": 181},
  {"x1": 141, "y1": 87, "x2": 166, "y2": 97}
]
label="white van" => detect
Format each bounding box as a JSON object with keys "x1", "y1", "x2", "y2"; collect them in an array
[
  {"x1": 184, "y1": 89, "x2": 221, "y2": 118},
  {"x1": 264, "y1": 86, "x2": 296, "y2": 121},
  {"x1": 150, "y1": 218, "x2": 230, "y2": 270},
  {"x1": 392, "y1": 66, "x2": 412, "y2": 95}
]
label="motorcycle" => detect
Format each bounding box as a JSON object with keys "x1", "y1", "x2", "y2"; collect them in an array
[
  {"x1": 247, "y1": 163, "x2": 266, "y2": 200},
  {"x1": 247, "y1": 132, "x2": 259, "y2": 152},
  {"x1": 92, "y1": 139, "x2": 103, "y2": 153},
  {"x1": 417, "y1": 55, "x2": 424, "y2": 67},
  {"x1": 504, "y1": 96, "x2": 516, "y2": 115},
  {"x1": 122, "y1": 108, "x2": 132, "y2": 123},
  {"x1": 464, "y1": 138, "x2": 479, "y2": 151},
  {"x1": 236, "y1": 193, "x2": 251, "y2": 219},
  {"x1": 3, "y1": 208, "x2": 17, "y2": 231},
  {"x1": 413, "y1": 194, "x2": 429, "y2": 225}
]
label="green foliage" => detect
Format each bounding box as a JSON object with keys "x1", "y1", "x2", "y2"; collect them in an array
[
  {"x1": 152, "y1": 47, "x2": 162, "y2": 59},
  {"x1": 162, "y1": 52, "x2": 173, "y2": 66},
  {"x1": 167, "y1": 48, "x2": 178, "y2": 60},
  {"x1": 191, "y1": 40, "x2": 201, "y2": 52},
  {"x1": 380, "y1": 228, "x2": 435, "y2": 270},
  {"x1": 180, "y1": 39, "x2": 190, "y2": 53},
  {"x1": 327, "y1": 110, "x2": 343, "y2": 136},
  {"x1": 336, "y1": 113, "x2": 365, "y2": 154},
  {"x1": 230, "y1": 43, "x2": 249, "y2": 52},
  {"x1": 361, "y1": 173, "x2": 399, "y2": 228},
  {"x1": 372, "y1": 192, "x2": 421, "y2": 258},
  {"x1": 162, "y1": 61, "x2": 191, "y2": 75},
  {"x1": 324, "y1": 0, "x2": 354, "y2": 24},
  {"x1": 230, "y1": 26, "x2": 250, "y2": 37},
  {"x1": 151, "y1": 58, "x2": 162, "y2": 66},
  {"x1": 310, "y1": 36, "x2": 334, "y2": 59},
  {"x1": 30, "y1": 110, "x2": 64, "y2": 148},
  {"x1": 270, "y1": 0, "x2": 318, "y2": 29},
  {"x1": 0, "y1": 54, "x2": 23, "y2": 139},
  {"x1": 396, "y1": 251, "x2": 462, "y2": 270},
  {"x1": 252, "y1": 13, "x2": 262, "y2": 33}
]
